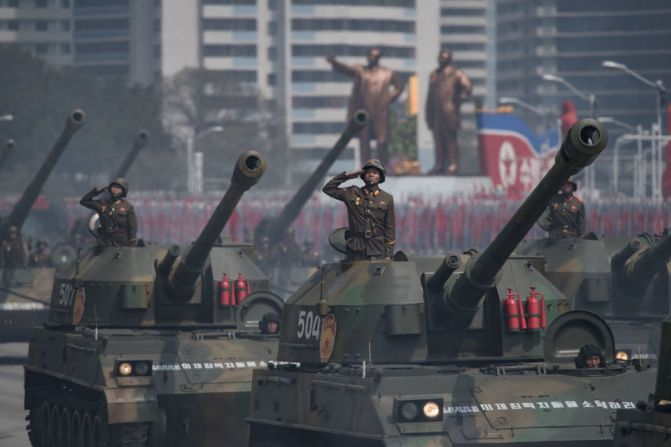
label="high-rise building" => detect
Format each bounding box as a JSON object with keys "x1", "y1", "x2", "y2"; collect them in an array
[
  {"x1": 0, "y1": 0, "x2": 159, "y2": 85},
  {"x1": 0, "y1": 0, "x2": 74, "y2": 67},
  {"x1": 496, "y1": 0, "x2": 671, "y2": 132}
]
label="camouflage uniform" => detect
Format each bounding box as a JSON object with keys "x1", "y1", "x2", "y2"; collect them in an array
[
  {"x1": 323, "y1": 162, "x2": 396, "y2": 260},
  {"x1": 544, "y1": 192, "x2": 585, "y2": 240},
  {"x1": 80, "y1": 178, "x2": 137, "y2": 247}
]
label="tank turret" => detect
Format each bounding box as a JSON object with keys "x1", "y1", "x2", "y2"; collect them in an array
[
  {"x1": 435, "y1": 119, "x2": 607, "y2": 327},
  {"x1": 114, "y1": 129, "x2": 149, "y2": 178},
  {"x1": 256, "y1": 110, "x2": 368, "y2": 247},
  {"x1": 0, "y1": 109, "x2": 84, "y2": 238},
  {"x1": 160, "y1": 151, "x2": 266, "y2": 302},
  {"x1": 48, "y1": 150, "x2": 278, "y2": 328}
]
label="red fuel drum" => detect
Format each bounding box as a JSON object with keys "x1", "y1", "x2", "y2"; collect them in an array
[{"x1": 219, "y1": 273, "x2": 232, "y2": 306}]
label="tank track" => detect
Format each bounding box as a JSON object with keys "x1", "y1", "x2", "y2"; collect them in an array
[{"x1": 25, "y1": 374, "x2": 151, "y2": 447}]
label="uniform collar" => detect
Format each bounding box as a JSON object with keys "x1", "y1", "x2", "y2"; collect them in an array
[{"x1": 363, "y1": 186, "x2": 380, "y2": 197}]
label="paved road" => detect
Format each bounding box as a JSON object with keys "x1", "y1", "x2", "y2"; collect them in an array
[{"x1": 0, "y1": 343, "x2": 29, "y2": 447}]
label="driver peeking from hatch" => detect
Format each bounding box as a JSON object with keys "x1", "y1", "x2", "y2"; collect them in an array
[{"x1": 322, "y1": 159, "x2": 396, "y2": 261}]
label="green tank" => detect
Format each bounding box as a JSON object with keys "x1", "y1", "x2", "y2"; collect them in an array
[
  {"x1": 0, "y1": 109, "x2": 85, "y2": 341},
  {"x1": 612, "y1": 314, "x2": 671, "y2": 446},
  {"x1": 248, "y1": 119, "x2": 656, "y2": 446},
  {"x1": 0, "y1": 137, "x2": 15, "y2": 170},
  {"x1": 24, "y1": 151, "x2": 283, "y2": 447}
]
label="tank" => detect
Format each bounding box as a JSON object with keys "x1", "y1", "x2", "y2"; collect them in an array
[
  {"x1": 24, "y1": 151, "x2": 283, "y2": 447},
  {"x1": 254, "y1": 110, "x2": 368, "y2": 293},
  {"x1": 612, "y1": 314, "x2": 671, "y2": 446},
  {"x1": 247, "y1": 119, "x2": 656, "y2": 446},
  {"x1": 515, "y1": 226, "x2": 671, "y2": 357},
  {"x1": 0, "y1": 109, "x2": 85, "y2": 341}
]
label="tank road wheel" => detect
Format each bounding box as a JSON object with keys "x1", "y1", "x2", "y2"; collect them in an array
[
  {"x1": 49, "y1": 405, "x2": 61, "y2": 447},
  {"x1": 81, "y1": 413, "x2": 92, "y2": 447},
  {"x1": 70, "y1": 411, "x2": 82, "y2": 447},
  {"x1": 59, "y1": 408, "x2": 71, "y2": 447},
  {"x1": 40, "y1": 402, "x2": 51, "y2": 447},
  {"x1": 92, "y1": 414, "x2": 108, "y2": 447},
  {"x1": 26, "y1": 402, "x2": 46, "y2": 447}
]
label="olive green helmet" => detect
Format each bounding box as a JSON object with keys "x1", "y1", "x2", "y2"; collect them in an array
[
  {"x1": 109, "y1": 177, "x2": 129, "y2": 197},
  {"x1": 360, "y1": 159, "x2": 386, "y2": 183}
]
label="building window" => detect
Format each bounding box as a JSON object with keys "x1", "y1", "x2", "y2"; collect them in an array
[
  {"x1": 267, "y1": 73, "x2": 276, "y2": 86},
  {"x1": 293, "y1": 122, "x2": 348, "y2": 134},
  {"x1": 61, "y1": 42, "x2": 71, "y2": 54},
  {"x1": 292, "y1": 44, "x2": 414, "y2": 58},
  {"x1": 8, "y1": 0, "x2": 18, "y2": 7},
  {"x1": 441, "y1": 25, "x2": 486, "y2": 34},
  {"x1": 8, "y1": 20, "x2": 19, "y2": 31},
  {"x1": 203, "y1": 44, "x2": 257, "y2": 57},
  {"x1": 292, "y1": 96, "x2": 348, "y2": 108},
  {"x1": 36, "y1": 21, "x2": 49, "y2": 31},
  {"x1": 268, "y1": 46, "x2": 276, "y2": 60},
  {"x1": 202, "y1": 0, "x2": 255, "y2": 4},
  {"x1": 292, "y1": 18, "x2": 414, "y2": 33},
  {"x1": 292, "y1": 0, "x2": 415, "y2": 7},
  {"x1": 35, "y1": 44, "x2": 48, "y2": 55},
  {"x1": 202, "y1": 18, "x2": 257, "y2": 31},
  {"x1": 61, "y1": 20, "x2": 71, "y2": 31},
  {"x1": 440, "y1": 8, "x2": 484, "y2": 17},
  {"x1": 35, "y1": 0, "x2": 48, "y2": 8}
]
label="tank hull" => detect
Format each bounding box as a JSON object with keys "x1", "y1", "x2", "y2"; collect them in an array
[
  {"x1": 25, "y1": 327, "x2": 278, "y2": 447},
  {"x1": 0, "y1": 267, "x2": 53, "y2": 341},
  {"x1": 249, "y1": 364, "x2": 656, "y2": 446}
]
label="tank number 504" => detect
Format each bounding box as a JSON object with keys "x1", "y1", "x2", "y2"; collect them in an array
[{"x1": 296, "y1": 310, "x2": 321, "y2": 340}]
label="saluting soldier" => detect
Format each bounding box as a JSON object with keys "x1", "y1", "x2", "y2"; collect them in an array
[
  {"x1": 80, "y1": 177, "x2": 137, "y2": 247},
  {"x1": 540, "y1": 179, "x2": 585, "y2": 240},
  {"x1": 323, "y1": 159, "x2": 396, "y2": 261}
]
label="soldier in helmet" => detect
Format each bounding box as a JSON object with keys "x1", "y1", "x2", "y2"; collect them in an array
[
  {"x1": 79, "y1": 177, "x2": 137, "y2": 247},
  {"x1": 323, "y1": 159, "x2": 396, "y2": 261},
  {"x1": 575, "y1": 344, "x2": 605, "y2": 369},
  {"x1": 539, "y1": 178, "x2": 585, "y2": 240}
]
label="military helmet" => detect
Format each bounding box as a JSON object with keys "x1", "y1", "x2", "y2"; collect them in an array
[
  {"x1": 360, "y1": 159, "x2": 386, "y2": 183},
  {"x1": 108, "y1": 177, "x2": 129, "y2": 197}
]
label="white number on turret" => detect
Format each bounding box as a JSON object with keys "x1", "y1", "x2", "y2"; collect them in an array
[
  {"x1": 58, "y1": 282, "x2": 76, "y2": 307},
  {"x1": 297, "y1": 310, "x2": 321, "y2": 341}
]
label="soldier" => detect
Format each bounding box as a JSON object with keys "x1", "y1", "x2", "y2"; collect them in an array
[
  {"x1": 1, "y1": 225, "x2": 28, "y2": 293},
  {"x1": 323, "y1": 159, "x2": 396, "y2": 261},
  {"x1": 539, "y1": 179, "x2": 585, "y2": 240},
  {"x1": 425, "y1": 49, "x2": 472, "y2": 175},
  {"x1": 28, "y1": 240, "x2": 53, "y2": 268},
  {"x1": 326, "y1": 47, "x2": 404, "y2": 166},
  {"x1": 575, "y1": 344, "x2": 605, "y2": 369},
  {"x1": 80, "y1": 177, "x2": 137, "y2": 247},
  {"x1": 259, "y1": 312, "x2": 280, "y2": 335}
]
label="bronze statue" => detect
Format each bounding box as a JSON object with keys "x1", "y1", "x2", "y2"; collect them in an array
[
  {"x1": 425, "y1": 49, "x2": 472, "y2": 175},
  {"x1": 327, "y1": 48, "x2": 404, "y2": 166}
]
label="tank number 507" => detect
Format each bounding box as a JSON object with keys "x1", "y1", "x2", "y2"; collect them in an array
[
  {"x1": 58, "y1": 283, "x2": 76, "y2": 307},
  {"x1": 296, "y1": 310, "x2": 321, "y2": 340}
]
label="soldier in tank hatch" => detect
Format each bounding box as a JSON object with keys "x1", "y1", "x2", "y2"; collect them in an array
[
  {"x1": 80, "y1": 177, "x2": 137, "y2": 247},
  {"x1": 538, "y1": 178, "x2": 585, "y2": 240},
  {"x1": 323, "y1": 159, "x2": 396, "y2": 261},
  {"x1": 575, "y1": 344, "x2": 605, "y2": 369},
  {"x1": 28, "y1": 240, "x2": 52, "y2": 268}
]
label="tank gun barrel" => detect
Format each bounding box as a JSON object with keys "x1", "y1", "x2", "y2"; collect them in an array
[
  {"x1": 0, "y1": 109, "x2": 84, "y2": 238},
  {"x1": 165, "y1": 151, "x2": 266, "y2": 300},
  {"x1": 441, "y1": 119, "x2": 608, "y2": 325},
  {"x1": 265, "y1": 110, "x2": 368, "y2": 246},
  {"x1": 114, "y1": 129, "x2": 149, "y2": 179}
]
